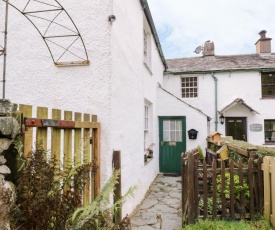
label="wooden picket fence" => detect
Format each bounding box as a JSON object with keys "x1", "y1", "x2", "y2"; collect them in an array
[
  {"x1": 262, "y1": 156, "x2": 275, "y2": 229},
  {"x1": 182, "y1": 149, "x2": 263, "y2": 225},
  {"x1": 18, "y1": 104, "x2": 101, "y2": 205}
]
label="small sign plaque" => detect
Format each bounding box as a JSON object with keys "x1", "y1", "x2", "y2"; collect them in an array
[
  {"x1": 169, "y1": 141, "x2": 176, "y2": 146},
  {"x1": 250, "y1": 124, "x2": 262, "y2": 132}
]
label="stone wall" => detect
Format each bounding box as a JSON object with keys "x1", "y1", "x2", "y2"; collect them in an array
[{"x1": 0, "y1": 99, "x2": 20, "y2": 230}]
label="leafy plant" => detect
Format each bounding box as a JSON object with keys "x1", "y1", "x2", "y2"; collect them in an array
[
  {"x1": 0, "y1": 185, "x2": 14, "y2": 229},
  {"x1": 198, "y1": 145, "x2": 204, "y2": 159},
  {"x1": 10, "y1": 147, "x2": 97, "y2": 230},
  {"x1": 216, "y1": 172, "x2": 250, "y2": 200},
  {"x1": 71, "y1": 170, "x2": 137, "y2": 230}
]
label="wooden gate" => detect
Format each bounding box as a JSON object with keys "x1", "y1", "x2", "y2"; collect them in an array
[
  {"x1": 182, "y1": 149, "x2": 263, "y2": 225},
  {"x1": 18, "y1": 104, "x2": 100, "y2": 204}
]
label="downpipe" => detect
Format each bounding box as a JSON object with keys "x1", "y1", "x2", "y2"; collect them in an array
[{"x1": 211, "y1": 73, "x2": 218, "y2": 131}]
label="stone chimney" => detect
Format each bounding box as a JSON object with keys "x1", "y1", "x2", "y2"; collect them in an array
[
  {"x1": 255, "y1": 30, "x2": 272, "y2": 54},
  {"x1": 203, "y1": 40, "x2": 215, "y2": 56}
]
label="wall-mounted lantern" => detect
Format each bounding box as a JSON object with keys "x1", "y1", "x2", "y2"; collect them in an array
[
  {"x1": 188, "y1": 129, "x2": 198, "y2": 139},
  {"x1": 219, "y1": 114, "x2": 225, "y2": 125}
]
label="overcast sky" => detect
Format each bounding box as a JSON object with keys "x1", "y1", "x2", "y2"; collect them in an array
[{"x1": 147, "y1": 0, "x2": 275, "y2": 59}]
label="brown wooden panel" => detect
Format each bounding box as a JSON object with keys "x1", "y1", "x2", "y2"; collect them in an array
[
  {"x1": 36, "y1": 107, "x2": 48, "y2": 151},
  {"x1": 221, "y1": 161, "x2": 226, "y2": 217},
  {"x1": 92, "y1": 118, "x2": 101, "y2": 199},
  {"x1": 19, "y1": 104, "x2": 33, "y2": 157},
  {"x1": 182, "y1": 154, "x2": 188, "y2": 225},
  {"x1": 248, "y1": 158, "x2": 255, "y2": 219},
  {"x1": 229, "y1": 160, "x2": 235, "y2": 219},
  {"x1": 257, "y1": 159, "x2": 264, "y2": 214},
  {"x1": 113, "y1": 151, "x2": 122, "y2": 224},
  {"x1": 238, "y1": 161, "x2": 245, "y2": 219},
  {"x1": 212, "y1": 160, "x2": 217, "y2": 218},
  {"x1": 188, "y1": 153, "x2": 195, "y2": 224},
  {"x1": 83, "y1": 114, "x2": 91, "y2": 205},
  {"x1": 203, "y1": 160, "x2": 208, "y2": 219},
  {"x1": 194, "y1": 156, "x2": 199, "y2": 220}
]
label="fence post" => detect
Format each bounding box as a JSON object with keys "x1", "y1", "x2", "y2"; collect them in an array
[
  {"x1": 92, "y1": 115, "x2": 100, "y2": 199},
  {"x1": 262, "y1": 157, "x2": 271, "y2": 223},
  {"x1": 182, "y1": 153, "x2": 188, "y2": 225},
  {"x1": 113, "y1": 150, "x2": 122, "y2": 224},
  {"x1": 248, "y1": 158, "x2": 255, "y2": 219},
  {"x1": 188, "y1": 153, "x2": 195, "y2": 224}
]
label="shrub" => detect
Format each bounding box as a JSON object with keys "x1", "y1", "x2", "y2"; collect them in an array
[{"x1": 10, "y1": 147, "x2": 97, "y2": 230}]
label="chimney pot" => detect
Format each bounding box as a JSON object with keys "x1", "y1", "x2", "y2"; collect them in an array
[
  {"x1": 259, "y1": 30, "x2": 267, "y2": 39},
  {"x1": 255, "y1": 30, "x2": 272, "y2": 54}
]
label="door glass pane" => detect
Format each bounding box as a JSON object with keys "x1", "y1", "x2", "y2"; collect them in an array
[
  {"x1": 163, "y1": 120, "x2": 169, "y2": 130},
  {"x1": 163, "y1": 131, "x2": 170, "y2": 141},
  {"x1": 163, "y1": 120, "x2": 182, "y2": 142}
]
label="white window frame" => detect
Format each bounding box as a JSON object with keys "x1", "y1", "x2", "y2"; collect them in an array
[
  {"x1": 181, "y1": 76, "x2": 198, "y2": 98},
  {"x1": 143, "y1": 19, "x2": 152, "y2": 71}
]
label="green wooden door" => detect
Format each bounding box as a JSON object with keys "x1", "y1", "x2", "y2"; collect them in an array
[{"x1": 159, "y1": 116, "x2": 186, "y2": 174}]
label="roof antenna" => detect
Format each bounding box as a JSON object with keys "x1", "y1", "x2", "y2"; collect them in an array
[{"x1": 193, "y1": 45, "x2": 203, "y2": 54}]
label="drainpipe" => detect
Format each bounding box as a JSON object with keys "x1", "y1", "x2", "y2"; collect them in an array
[{"x1": 211, "y1": 73, "x2": 218, "y2": 131}]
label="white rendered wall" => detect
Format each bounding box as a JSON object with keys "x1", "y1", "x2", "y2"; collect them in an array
[
  {"x1": 163, "y1": 71, "x2": 275, "y2": 147},
  {"x1": 111, "y1": 0, "x2": 165, "y2": 216},
  {"x1": 2, "y1": 0, "x2": 114, "y2": 190},
  {"x1": 157, "y1": 87, "x2": 208, "y2": 152}
]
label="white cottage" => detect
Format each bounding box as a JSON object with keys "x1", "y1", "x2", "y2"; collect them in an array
[
  {"x1": 0, "y1": 0, "x2": 208, "y2": 216},
  {"x1": 163, "y1": 30, "x2": 275, "y2": 149}
]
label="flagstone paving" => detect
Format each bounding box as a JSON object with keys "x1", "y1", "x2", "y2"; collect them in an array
[{"x1": 130, "y1": 174, "x2": 182, "y2": 230}]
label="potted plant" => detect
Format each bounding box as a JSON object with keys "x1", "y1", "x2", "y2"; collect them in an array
[{"x1": 147, "y1": 143, "x2": 155, "y2": 158}]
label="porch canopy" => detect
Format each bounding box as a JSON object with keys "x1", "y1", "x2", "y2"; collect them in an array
[{"x1": 219, "y1": 98, "x2": 260, "y2": 115}]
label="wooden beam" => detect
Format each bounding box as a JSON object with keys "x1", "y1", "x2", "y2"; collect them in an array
[{"x1": 113, "y1": 150, "x2": 122, "y2": 224}]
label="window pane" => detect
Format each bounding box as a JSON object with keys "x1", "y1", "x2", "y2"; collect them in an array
[
  {"x1": 170, "y1": 130, "x2": 176, "y2": 141},
  {"x1": 176, "y1": 120, "x2": 182, "y2": 131},
  {"x1": 264, "y1": 120, "x2": 275, "y2": 142},
  {"x1": 163, "y1": 131, "x2": 170, "y2": 141},
  {"x1": 176, "y1": 131, "x2": 182, "y2": 141},
  {"x1": 163, "y1": 120, "x2": 169, "y2": 130},
  {"x1": 170, "y1": 120, "x2": 175, "y2": 130}
]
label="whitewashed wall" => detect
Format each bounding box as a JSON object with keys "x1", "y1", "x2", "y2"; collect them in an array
[
  {"x1": 1, "y1": 0, "x2": 113, "y2": 197},
  {"x1": 157, "y1": 87, "x2": 209, "y2": 152},
  {"x1": 163, "y1": 71, "x2": 275, "y2": 147},
  {"x1": 111, "y1": 0, "x2": 165, "y2": 216}
]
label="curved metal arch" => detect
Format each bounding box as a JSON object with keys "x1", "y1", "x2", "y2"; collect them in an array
[{"x1": 3, "y1": 0, "x2": 90, "y2": 66}]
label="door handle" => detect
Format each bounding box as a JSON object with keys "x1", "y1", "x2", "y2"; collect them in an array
[{"x1": 160, "y1": 141, "x2": 164, "y2": 146}]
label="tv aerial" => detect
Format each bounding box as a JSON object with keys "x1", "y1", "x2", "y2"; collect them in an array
[{"x1": 193, "y1": 45, "x2": 203, "y2": 54}]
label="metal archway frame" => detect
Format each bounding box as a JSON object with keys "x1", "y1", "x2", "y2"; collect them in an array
[{"x1": 2, "y1": 0, "x2": 90, "y2": 66}]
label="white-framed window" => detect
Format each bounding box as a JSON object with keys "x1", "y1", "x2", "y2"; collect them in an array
[
  {"x1": 264, "y1": 120, "x2": 275, "y2": 143},
  {"x1": 181, "y1": 76, "x2": 198, "y2": 98},
  {"x1": 143, "y1": 19, "x2": 152, "y2": 70},
  {"x1": 144, "y1": 101, "x2": 152, "y2": 151}
]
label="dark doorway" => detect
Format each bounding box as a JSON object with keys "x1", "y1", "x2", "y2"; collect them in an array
[{"x1": 225, "y1": 117, "x2": 247, "y2": 141}]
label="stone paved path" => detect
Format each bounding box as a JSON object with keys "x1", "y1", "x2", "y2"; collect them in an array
[{"x1": 130, "y1": 174, "x2": 182, "y2": 230}]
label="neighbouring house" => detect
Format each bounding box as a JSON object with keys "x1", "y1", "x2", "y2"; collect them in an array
[{"x1": 163, "y1": 30, "x2": 275, "y2": 150}]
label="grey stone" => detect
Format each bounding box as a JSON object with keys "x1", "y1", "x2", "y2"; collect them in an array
[
  {"x1": 0, "y1": 117, "x2": 20, "y2": 138},
  {"x1": 139, "y1": 199, "x2": 158, "y2": 210},
  {"x1": 141, "y1": 212, "x2": 158, "y2": 225},
  {"x1": 0, "y1": 99, "x2": 17, "y2": 115},
  {"x1": 0, "y1": 165, "x2": 11, "y2": 174},
  {"x1": 0, "y1": 139, "x2": 12, "y2": 154},
  {"x1": 0, "y1": 155, "x2": 7, "y2": 164}
]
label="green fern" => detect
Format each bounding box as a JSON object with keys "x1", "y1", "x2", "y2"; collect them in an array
[{"x1": 72, "y1": 170, "x2": 137, "y2": 229}]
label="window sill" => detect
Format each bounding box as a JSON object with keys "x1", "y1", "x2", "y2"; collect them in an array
[
  {"x1": 144, "y1": 156, "x2": 154, "y2": 165},
  {"x1": 261, "y1": 96, "x2": 275, "y2": 99},
  {"x1": 143, "y1": 62, "x2": 153, "y2": 76}
]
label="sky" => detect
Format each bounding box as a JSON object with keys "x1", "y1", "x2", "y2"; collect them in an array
[{"x1": 147, "y1": 0, "x2": 275, "y2": 59}]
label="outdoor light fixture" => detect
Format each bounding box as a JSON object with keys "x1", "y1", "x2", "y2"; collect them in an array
[
  {"x1": 108, "y1": 15, "x2": 116, "y2": 22},
  {"x1": 219, "y1": 114, "x2": 225, "y2": 125}
]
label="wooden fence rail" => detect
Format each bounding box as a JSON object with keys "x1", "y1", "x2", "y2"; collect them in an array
[
  {"x1": 262, "y1": 156, "x2": 275, "y2": 228},
  {"x1": 182, "y1": 149, "x2": 263, "y2": 225},
  {"x1": 18, "y1": 104, "x2": 101, "y2": 204}
]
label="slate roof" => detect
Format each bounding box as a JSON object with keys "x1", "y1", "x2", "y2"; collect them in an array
[{"x1": 166, "y1": 53, "x2": 275, "y2": 73}]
